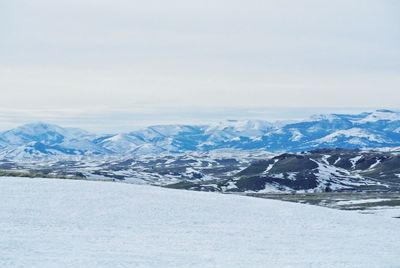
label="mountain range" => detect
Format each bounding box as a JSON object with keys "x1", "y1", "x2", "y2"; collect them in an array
[{"x1": 1, "y1": 109, "x2": 400, "y2": 159}]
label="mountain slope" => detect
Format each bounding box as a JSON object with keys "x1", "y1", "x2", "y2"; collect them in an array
[
  {"x1": 0, "y1": 123, "x2": 108, "y2": 159},
  {"x1": 1, "y1": 110, "x2": 400, "y2": 158},
  {"x1": 226, "y1": 148, "x2": 400, "y2": 193}
]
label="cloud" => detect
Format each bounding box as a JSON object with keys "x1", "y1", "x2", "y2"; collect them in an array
[
  {"x1": 0, "y1": 106, "x2": 385, "y2": 133},
  {"x1": 0, "y1": 0, "x2": 399, "y2": 129}
]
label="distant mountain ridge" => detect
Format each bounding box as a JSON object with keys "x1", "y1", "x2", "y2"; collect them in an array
[{"x1": 1, "y1": 109, "x2": 400, "y2": 159}]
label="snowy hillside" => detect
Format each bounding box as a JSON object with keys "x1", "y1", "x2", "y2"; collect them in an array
[
  {"x1": 0, "y1": 177, "x2": 399, "y2": 268},
  {"x1": 228, "y1": 149, "x2": 400, "y2": 193},
  {"x1": 0, "y1": 123, "x2": 108, "y2": 159},
  {"x1": 1, "y1": 110, "x2": 400, "y2": 158}
]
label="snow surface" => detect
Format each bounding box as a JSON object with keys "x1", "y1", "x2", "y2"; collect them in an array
[
  {"x1": 311, "y1": 160, "x2": 374, "y2": 190},
  {"x1": 357, "y1": 110, "x2": 400, "y2": 123},
  {"x1": 315, "y1": 128, "x2": 386, "y2": 144},
  {"x1": 1, "y1": 177, "x2": 400, "y2": 268},
  {"x1": 289, "y1": 128, "x2": 303, "y2": 141},
  {"x1": 361, "y1": 207, "x2": 400, "y2": 219}
]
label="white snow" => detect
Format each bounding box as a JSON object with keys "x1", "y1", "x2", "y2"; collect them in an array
[
  {"x1": 250, "y1": 136, "x2": 262, "y2": 141},
  {"x1": 369, "y1": 159, "x2": 381, "y2": 169},
  {"x1": 286, "y1": 172, "x2": 298, "y2": 180},
  {"x1": 315, "y1": 128, "x2": 386, "y2": 144},
  {"x1": 262, "y1": 159, "x2": 278, "y2": 174},
  {"x1": 312, "y1": 160, "x2": 375, "y2": 190},
  {"x1": 357, "y1": 110, "x2": 400, "y2": 123},
  {"x1": 257, "y1": 182, "x2": 293, "y2": 193},
  {"x1": 361, "y1": 207, "x2": 400, "y2": 219},
  {"x1": 203, "y1": 120, "x2": 273, "y2": 143},
  {"x1": 1, "y1": 177, "x2": 400, "y2": 268},
  {"x1": 289, "y1": 129, "x2": 303, "y2": 141},
  {"x1": 225, "y1": 181, "x2": 238, "y2": 190},
  {"x1": 308, "y1": 114, "x2": 341, "y2": 122},
  {"x1": 322, "y1": 154, "x2": 330, "y2": 165},
  {"x1": 349, "y1": 155, "x2": 363, "y2": 168},
  {"x1": 335, "y1": 198, "x2": 391, "y2": 206}
]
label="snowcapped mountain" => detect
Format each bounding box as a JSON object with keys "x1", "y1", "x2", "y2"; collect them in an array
[
  {"x1": 1, "y1": 110, "x2": 400, "y2": 159},
  {"x1": 0, "y1": 123, "x2": 109, "y2": 159},
  {"x1": 94, "y1": 133, "x2": 146, "y2": 154},
  {"x1": 0, "y1": 122, "x2": 101, "y2": 148},
  {"x1": 261, "y1": 109, "x2": 400, "y2": 151}
]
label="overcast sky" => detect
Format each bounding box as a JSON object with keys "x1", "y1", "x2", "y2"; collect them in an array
[{"x1": 0, "y1": 0, "x2": 399, "y2": 132}]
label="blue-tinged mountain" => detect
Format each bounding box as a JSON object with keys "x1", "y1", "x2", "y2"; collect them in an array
[
  {"x1": 1, "y1": 110, "x2": 400, "y2": 159},
  {"x1": 95, "y1": 125, "x2": 209, "y2": 154},
  {"x1": 0, "y1": 123, "x2": 110, "y2": 159},
  {"x1": 96, "y1": 120, "x2": 275, "y2": 154},
  {"x1": 91, "y1": 110, "x2": 400, "y2": 155},
  {"x1": 269, "y1": 110, "x2": 400, "y2": 151},
  {"x1": 198, "y1": 109, "x2": 400, "y2": 152}
]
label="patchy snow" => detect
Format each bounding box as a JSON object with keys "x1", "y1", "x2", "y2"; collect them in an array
[
  {"x1": 286, "y1": 172, "x2": 298, "y2": 181},
  {"x1": 333, "y1": 156, "x2": 341, "y2": 165},
  {"x1": 308, "y1": 114, "x2": 341, "y2": 122},
  {"x1": 321, "y1": 155, "x2": 330, "y2": 165},
  {"x1": 369, "y1": 159, "x2": 381, "y2": 169},
  {"x1": 225, "y1": 181, "x2": 238, "y2": 190},
  {"x1": 336, "y1": 198, "x2": 391, "y2": 206},
  {"x1": 262, "y1": 159, "x2": 278, "y2": 174},
  {"x1": 271, "y1": 173, "x2": 285, "y2": 179},
  {"x1": 315, "y1": 128, "x2": 386, "y2": 144},
  {"x1": 312, "y1": 160, "x2": 374, "y2": 190},
  {"x1": 1, "y1": 177, "x2": 400, "y2": 267},
  {"x1": 349, "y1": 155, "x2": 363, "y2": 168},
  {"x1": 250, "y1": 136, "x2": 262, "y2": 141},
  {"x1": 256, "y1": 182, "x2": 293, "y2": 193},
  {"x1": 204, "y1": 120, "x2": 272, "y2": 139}
]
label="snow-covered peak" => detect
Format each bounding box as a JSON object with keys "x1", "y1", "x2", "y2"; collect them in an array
[
  {"x1": 97, "y1": 133, "x2": 146, "y2": 153},
  {"x1": 0, "y1": 123, "x2": 101, "y2": 157},
  {"x1": 1, "y1": 123, "x2": 65, "y2": 146},
  {"x1": 1, "y1": 109, "x2": 400, "y2": 159},
  {"x1": 106, "y1": 133, "x2": 128, "y2": 142},
  {"x1": 315, "y1": 128, "x2": 386, "y2": 144},
  {"x1": 11, "y1": 122, "x2": 65, "y2": 135},
  {"x1": 3, "y1": 122, "x2": 90, "y2": 139},
  {"x1": 206, "y1": 120, "x2": 273, "y2": 137},
  {"x1": 357, "y1": 110, "x2": 400, "y2": 123},
  {"x1": 129, "y1": 125, "x2": 202, "y2": 141},
  {"x1": 308, "y1": 114, "x2": 342, "y2": 122}
]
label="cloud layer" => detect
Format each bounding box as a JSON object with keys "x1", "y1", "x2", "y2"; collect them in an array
[{"x1": 1, "y1": 0, "x2": 399, "y2": 129}]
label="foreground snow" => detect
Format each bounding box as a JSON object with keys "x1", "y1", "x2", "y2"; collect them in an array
[{"x1": 0, "y1": 177, "x2": 399, "y2": 268}]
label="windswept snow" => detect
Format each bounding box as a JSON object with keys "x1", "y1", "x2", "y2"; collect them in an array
[
  {"x1": 1, "y1": 177, "x2": 400, "y2": 268},
  {"x1": 357, "y1": 110, "x2": 400, "y2": 123},
  {"x1": 316, "y1": 128, "x2": 386, "y2": 144}
]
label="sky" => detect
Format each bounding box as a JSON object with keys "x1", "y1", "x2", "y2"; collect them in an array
[{"x1": 0, "y1": 0, "x2": 399, "y2": 132}]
